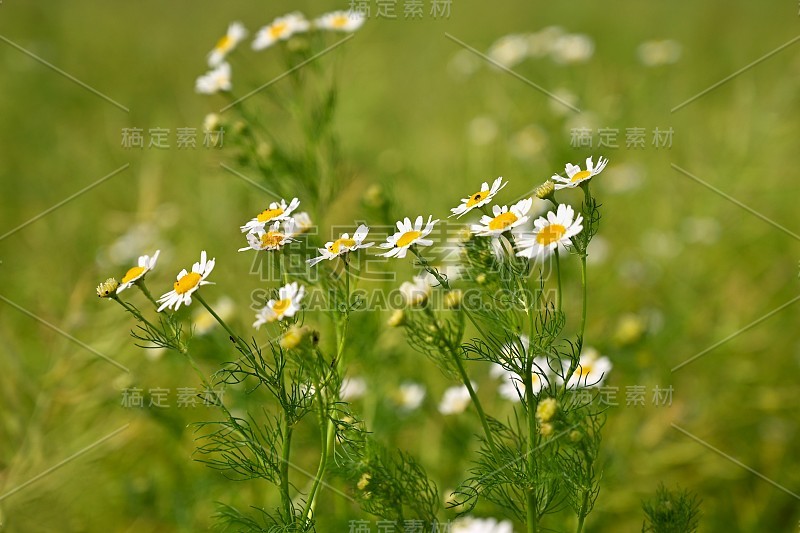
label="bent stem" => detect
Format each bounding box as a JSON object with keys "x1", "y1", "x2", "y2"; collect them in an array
[
  {"x1": 195, "y1": 293, "x2": 250, "y2": 355},
  {"x1": 413, "y1": 247, "x2": 497, "y2": 451}
]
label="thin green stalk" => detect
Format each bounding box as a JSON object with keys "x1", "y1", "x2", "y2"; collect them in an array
[
  {"x1": 576, "y1": 490, "x2": 590, "y2": 533},
  {"x1": 303, "y1": 255, "x2": 352, "y2": 523},
  {"x1": 281, "y1": 423, "x2": 294, "y2": 520},
  {"x1": 579, "y1": 254, "x2": 588, "y2": 344},
  {"x1": 554, "y1": 249, "x2": 563, "y2": 313},
  {"x1": 524, "y1": 368, "x2": 539, "y2": 533},
  {"x1": 135, "y1": 280, "x2": 159, "y2": 310},
  {"x1": 195, "y1": 293, "x2": 250, "y2": 356}
]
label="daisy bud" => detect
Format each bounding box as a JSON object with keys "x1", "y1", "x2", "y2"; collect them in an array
[
  {"x1": 387, "y1": 309, "x2": 406, "y2": 328},
  {"x1": 362, "y1": 184, "x2": 385, "y2": 208},
  {"x1": 534, "y1": 180, "x2": 556, "y2": 201},
  {"x1": 535, "y1": 398, "x2": 558, "y2": 423},
  {"x1": 203, "y1": 113, "x2": 221, "y2": 132},
  {"x1": 444, "y1": 290, "x2": 462, "y2": 309},
  {"x1": 96, "y1": 278, "x2": 119, "y2": 298},
  {"x1": 475, "y1": 273, "x2": 487, "y2": 285},
  {"x1": 539, "y1": 422, "x2": 554, "y2": 437},
  {"x1": 399, "y1": 275, "x2": 432, "y2": 307},
  {"x1": 570, "y1": 430, "x2": 583, "y2": 443},
  {"x1": 280, "y1": 325, "x2": 311, "y2": 350},
  {"x1": 357, "y1": 472, "x2": 371, "y2": 491}
]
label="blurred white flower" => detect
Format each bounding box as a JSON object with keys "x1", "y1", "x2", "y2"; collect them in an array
[
  {"x1": 399, "y1": 273, "x2": 434, "y2": 307},
  {"x1": 448, "y1": 49, "x2": 482, "y2": 80},
  {"x1": 487, "y1": 34, "x2": 529, "y2": 68},
  {"x1": 548, "y1": 88, "x2": 579, "y2": 116},
  {"x1": 195, "y1": 62, "x2": 232, "y2": 94},
  {"x1": 564, "y1": 347, "x2": 612, "y2": 389},
  {"x1": 340, "y1": 376, "x2": 367, "y2": 401},
  {"x1": 682, "y1": 216, "x2": 721, "y2": 245},
  {"x1": 396, "y1": 382, "x2": 426, "y2": 411},
  {"x1": 208, "y1": 21, "x2": 247, "y2": 67},
  {"x1": 452, "y1": 516, "x2": 514, "y2": 533},
  {"x1": 586, "y1": 235, "x2": 609, "y2": 266},
  {"x1": 439, "y1": 384, "x2": 474, "y2": 415},
  {"x1": 253, "y1": 12, "x2": 310, "y2": 50},
  {"x1": 193, "y1": 296, "x2": 235, "y2": 336},
  {"x1": 509, "y1": 125, "x2": 547, "y2": 160},
  {"x1": 468, "y1": 116, "x2": 499, "y2": 146},
  {"x1": 551, "y1": 33, "x2": 594, "y2": 64},
  {"x1": 637, "y1": 39, "x2": 682, "y2": 67},
  {"x1": 603, "y1": 163, "x2": 644, "y2": 194},
  {"x1": 526, "y1": 25, "x2": 565, "y2": 58},
  {"x1": 314, "y1": 10, "x2": 365, "y2": 32}
]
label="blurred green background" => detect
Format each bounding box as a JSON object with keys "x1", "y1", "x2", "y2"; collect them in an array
[{"x1": 1, "y1": 1, "x2": 799, "y2": 531}]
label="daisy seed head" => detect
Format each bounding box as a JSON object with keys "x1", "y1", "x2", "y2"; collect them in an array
[
  {"x1": 535, "y1": 397, "x2": 558, "y2": 423},
  {"x1": 534, "y1": 180, "x2": 555, "y2": 200},
  {"x1": 96, "y1": 278, "x2": 119, "y2": 298}
]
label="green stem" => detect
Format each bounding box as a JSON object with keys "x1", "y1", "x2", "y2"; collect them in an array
[
  {"x1": 576, "y1": 491, "x2": 590, "y2": 533},
  {"x1": 579, "y1": 254, "x2": 588, "y2": 345},
  {"x1": 281, "y1": 423, "x2": 294, "y2": 520},
  {"x1": 523, "y1": 334, "x2": 539, "y2": 532},
  {"x1": 303, "y1": 256, "x2": 352, "y2": 523},
  {"x1": 554, "y1": 249, "x2": 563, "y2": 313},
  {"x1": 195, "y1": 293, "x2": 250, "y2": 355},
  {"x1": 135, "y1": 280, "x2": 159, "y2": 310}
]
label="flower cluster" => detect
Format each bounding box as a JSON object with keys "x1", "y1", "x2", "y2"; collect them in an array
[{"x1": 195, "y1": 10, "x2": 366, "y2": 95}]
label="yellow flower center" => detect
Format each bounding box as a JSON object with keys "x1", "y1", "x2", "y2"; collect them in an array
[
  {"x1": 578, "y1": 362, "x2": 594, "y2": 377},
  {"x1": 215, "y1": 35, "x2": 233, "y2": 52},
  {"x1": 536, "y1": 224, "x2": 566, "y2": 245},
  {"x1": 466, "y1": 190, "x2": 490, "y2": 207},
  {"x1": 121, "y1": 266, "x2": 146, "y2": 284},
  {"x1": 488, "y1": 211, "x2": 518, "y2": 231},
  {"x1": 261, "y1": 232, "x2": 285, "y2": 248},
  {"x1": 174, "y1": 272, "x2": 202, "y2": 295},
  {"x1": 272, "y1": 298, "x2": 292, "y2": 317},
  {"x1": 570, "y1": 170, "x2": 591, "y2": 183},
  {"x1": 270, "y1": 22, "x2": 288, "y2": 39},
  {"x1": 396, "y1": 230, "x2": 421, "y2": 248},
  {"x1": 331, "y1": 15, "x2": 348, "y2": 28},
  {"x1": 257, "y1": 207, "x2": 285, "y2": 223},
  {"x1": 328, "y1": 238, "x2": 356, "y2": 255}
]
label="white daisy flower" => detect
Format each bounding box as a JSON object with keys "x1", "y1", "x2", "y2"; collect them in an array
[
  {"x1": 515, "y1": 204, "x2": 583, "y2": 260},
  {"x1": 314, "y1": 10, "x2": 365, "y2": 32},
  {"x1": 551, "y1": 156, "x2": 609, "y2": 190},
  {"x1": 396, "y1": 382, "x2": 426, "y2": 411},
  {"x1": 378, "y1": 216, "x2": 438, "y2": 259},
  {"x1": 307, "y1": 224, "x2": 373, "y2": 266},
  {"x1": 471, "y1": 198, "x2": 533, "y2": 237},
  {"x1": 157, "y1": 251, "x2": 215, "y2": 312},
  {"x1": 438, "y1": 384, "x2": 475, "y2": 415},
  {"x1": 449, "y1": 176, "x2": 507, "y2": 218},
  {"x1": 195, "y1": 62, "x2": 232, "y2": 94},
  {"x1": 398, "y1": 273, "x2": 434, "y2": 307},
  {"x1": 239, "y1": 220, "x2": 296, "y2": 252},
  {"x1": 253, "y1": 282, "x2": 305, "y2": 328},
  {"x1": 565, "y1": 347, "x2": 612, "y2": 388},
  {"x1": 117, "y1": 250, "x2": 160, "y2": 294},
  {"x1": 252, "y1": 12, "x2": 310, "y2": 50},
  {"x1": 208, "y1": 21, "x2": 247, "y2": 67},
  {"x1": 241, "y1": 198, "x2": 301, "y2": 233}
]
